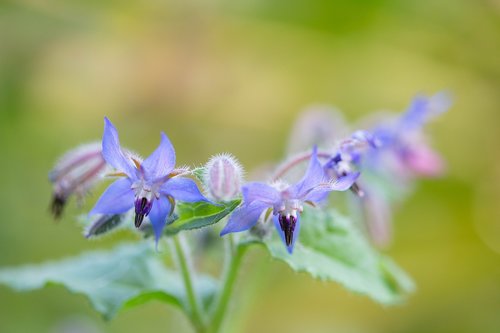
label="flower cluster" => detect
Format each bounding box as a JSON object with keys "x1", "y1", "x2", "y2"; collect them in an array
[
  {"x1": 49, "y1": 93, "x2": 449, "y2": 253},
  {"x1": 287, "y1": 92, "x2": 451, "y2": 246}
]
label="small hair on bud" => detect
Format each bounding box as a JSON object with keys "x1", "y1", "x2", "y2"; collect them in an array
[{"x1": 204, "y1": 153, "x2": 244, "y2": 201}]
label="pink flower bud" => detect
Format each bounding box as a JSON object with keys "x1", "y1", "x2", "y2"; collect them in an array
[
  {"x1": 403, "y1": 145, "x2": 445, "y2": 177},
  {"x1": 49, "y1": 142, "x2": 109, "y2": 218},
  {"x1": 204, "y1": 154, "x2": 243, "y2": 201}
]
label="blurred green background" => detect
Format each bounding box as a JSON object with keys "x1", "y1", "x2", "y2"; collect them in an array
[{"x1": 1, "y1": 0, "x2": 499, "y2": 332}]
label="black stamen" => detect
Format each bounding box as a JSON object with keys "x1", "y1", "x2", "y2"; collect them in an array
[
  {"x1": 134, "y1": 197, "x2": 149, "y2": 228},
  {"x1": 350, "y1": 182, "x2": 365, "y2": 197},
  {"x1": 50, "y1": 195, "x2": 66, "y2": 219},
  {"x1": 278, "y1": 214, "x2": 297, "y2": 246},
  {"x1": 134, "y1": 213, "x2": 145, "y2": 228}
]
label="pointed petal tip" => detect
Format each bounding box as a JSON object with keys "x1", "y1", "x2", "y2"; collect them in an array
[
  {"x1": 141, "y1": 131, "x2": 176, "y2": 179},
  {"x1": 103, "y1": 116, "x2": 113, "y2": 127},
  {"x1": 219, "y1": 217, "x2": 252, "y2": 236},
  {"x1": 311, "y1": 145, "x2": 318, "y2": 159},
  {"x1": 219, "y1": 222, "x2": 241, "y2": 236},
  {"x1": 103, "y1": 117, "x2": 120, "y2": 141},
  {"x1": 333, "y1": 171, "x2": 361, "y2": 190}
]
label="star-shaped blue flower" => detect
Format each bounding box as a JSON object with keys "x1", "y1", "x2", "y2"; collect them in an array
[
  {"x1": 90, "y1": 117, "x2": 208, "y2": 244},
  {"x1": 220, "y1": 147, "x2": 359, "y2": 253}
]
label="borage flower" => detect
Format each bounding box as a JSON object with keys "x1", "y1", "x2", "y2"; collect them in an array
[
  {"x1": 322, "y1": 130, "x2": 378, "y2": 198},
  {"x1": 369, "y1": 93, "x2": 451, "y2": 179},
  {"x1": 220, "y1": 147, "x2": 359, "y2": 253},
  {"x1": 90, "y1": 118, "x2": 209, "y2": 245}
]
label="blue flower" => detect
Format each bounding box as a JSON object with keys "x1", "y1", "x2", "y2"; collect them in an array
[
  {"x1": 399, "y1": 92, "x2": 451, "y2": 131},
  {"x1": 90, "y1": 117, "x2": 208, "y2": 244},
  {"x1": 323, "y1": 130, "x2": 376, "y2": 197},
  {"x1": 220, "y1": 147, "x2": 359, "y2": 253},
  {"x1": 368, "y1": 93, "x2": 451, "y2": 178}
]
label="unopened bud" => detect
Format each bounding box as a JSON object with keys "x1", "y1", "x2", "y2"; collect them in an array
[
  {"x1": 49, "y1": 142, "x2": 109, "y2": 219},
  {"x1": 204, "y1": 154, "x2": 243, "y2": 201},
  {"x1": 287, "y1": 106, "x2": 349, "y2": 154},
  {"x1": 402, "y1": 144, "x2": 445, "y2": 177}
]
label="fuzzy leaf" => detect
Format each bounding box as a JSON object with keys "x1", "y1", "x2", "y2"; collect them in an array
[
  {"x1": 261, "y1": 208, "x2": 415, "y2": 304},
  {"x1": 0, "y1": 243, "x2": 217, "y2": 319},
  {"x1": 166, "y1": 199, "x2": 241, "y2": 235}
]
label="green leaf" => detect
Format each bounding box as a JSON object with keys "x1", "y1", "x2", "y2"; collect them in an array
[
  {"x1": 0, "y1": 243, "x2": 217, "y2": 319},
  {"x1": 166, "y1": 199, "x2": 241, "y2": 235},
  {"x1": 260, "y1": 208, "x2": 415, "y2": 304}
]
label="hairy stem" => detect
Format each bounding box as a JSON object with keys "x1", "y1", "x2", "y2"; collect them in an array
[
  {"x1": 208, "y1": 236, "x2": 248, "y2": 333},
  {"x1": 272, "y1": 150, "x2": 332, "y2": 181},
  {"x1": 171, "y1": 235, "x2": 206, "y2": 332}
]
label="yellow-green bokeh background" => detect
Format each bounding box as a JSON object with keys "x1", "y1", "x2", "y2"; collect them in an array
[{"x1": 1, "y1": 1, "x2": 499, "y2": 332}]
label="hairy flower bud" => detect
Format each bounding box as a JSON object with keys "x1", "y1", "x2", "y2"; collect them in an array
[
  {"x1": 49, "y1": 142, "x2": 109, "y2": 219},
  {"x1": 287, "y1": 106, "x2": 349, "y2": 154},
  {"x1": 204, "y1": 154, "x2": 243, "y2": 201}
]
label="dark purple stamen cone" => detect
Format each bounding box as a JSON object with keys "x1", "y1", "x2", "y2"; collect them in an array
[
  {"x1": 50, "y1": 195, "x2": 66, "y2": 219},
  {"x1": 350, "y1": 182, "x2": 365, "y2": 197},
  {"x1": 278, "y1": 214, "x2": 297, "y2": 246},
  {"x1": 134, "y1": 197, "x2": 152, "y2": 228}
]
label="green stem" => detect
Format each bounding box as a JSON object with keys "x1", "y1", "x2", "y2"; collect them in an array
[
  {"x1": 208, "y1": 237, "x2": 248, "y2": 333},
  {"x1": 171, "y1": 235, "x2": 206, "y2": 333}
]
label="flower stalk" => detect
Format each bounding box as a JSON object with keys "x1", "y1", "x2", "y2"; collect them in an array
[
  {"x1": 207, "y1": 236, "x2": 248, "y2": 333},
  {"x1": 171, "y1": 235, "x2": 207, "y2": 333},
  {"x1": 272, "y1": 150, "x2": 332, "y2": 181}
]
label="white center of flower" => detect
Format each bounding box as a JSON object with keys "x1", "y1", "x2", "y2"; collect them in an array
[
  {"x1": 131, "y1": 179, "x2": 161, "y2": 201},
  {"x1": 276, "y1": 198, "x2": 303, "y2": 219},
  {"x1": 336, "y1": 160, "x2": 352, "y2": 175}
]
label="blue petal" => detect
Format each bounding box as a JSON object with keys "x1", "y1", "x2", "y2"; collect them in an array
[
  {"x1": 302, "y1": 188, "x2": 330, "y2": 203},
  {"x1": 142, "y1": 132, "x2": 176, "y2": 180},
  {"x1": 303, "y1": 172, "x2": 360, "y2": 202},
  {"x1": 242, "y1": 182, "x2": 280, "y2": 205},
  {"x1": 220, "y1": 201, "x2": 268, "y2": 235},
  {"x1": 401, "y1": 92, "x2": 451, "y2": 130},
  {"x1": 291, "y1": 146, "x2": 326, "y2": 197},
  {"x1": 148, "y1": 196, "x2": 172, "y2": 249},
  {"x1": 400, "y1": 95, "x2": 430, "y2": 130},
  {"x1": 273, "y1": 214, "x2": 301, "y2": 254},
  {"x1": 89, "y1": 178, "x2": 134, "y2": 215},
  {"x1": 160, "y1": 177, "x2": 209, "y2": 202},
  {"x1": 102, "y1": 118, "x2": 137, "y2": 177},
  {"x1": 329, "y1": 171, "x2": 360, "y2": 191}
]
